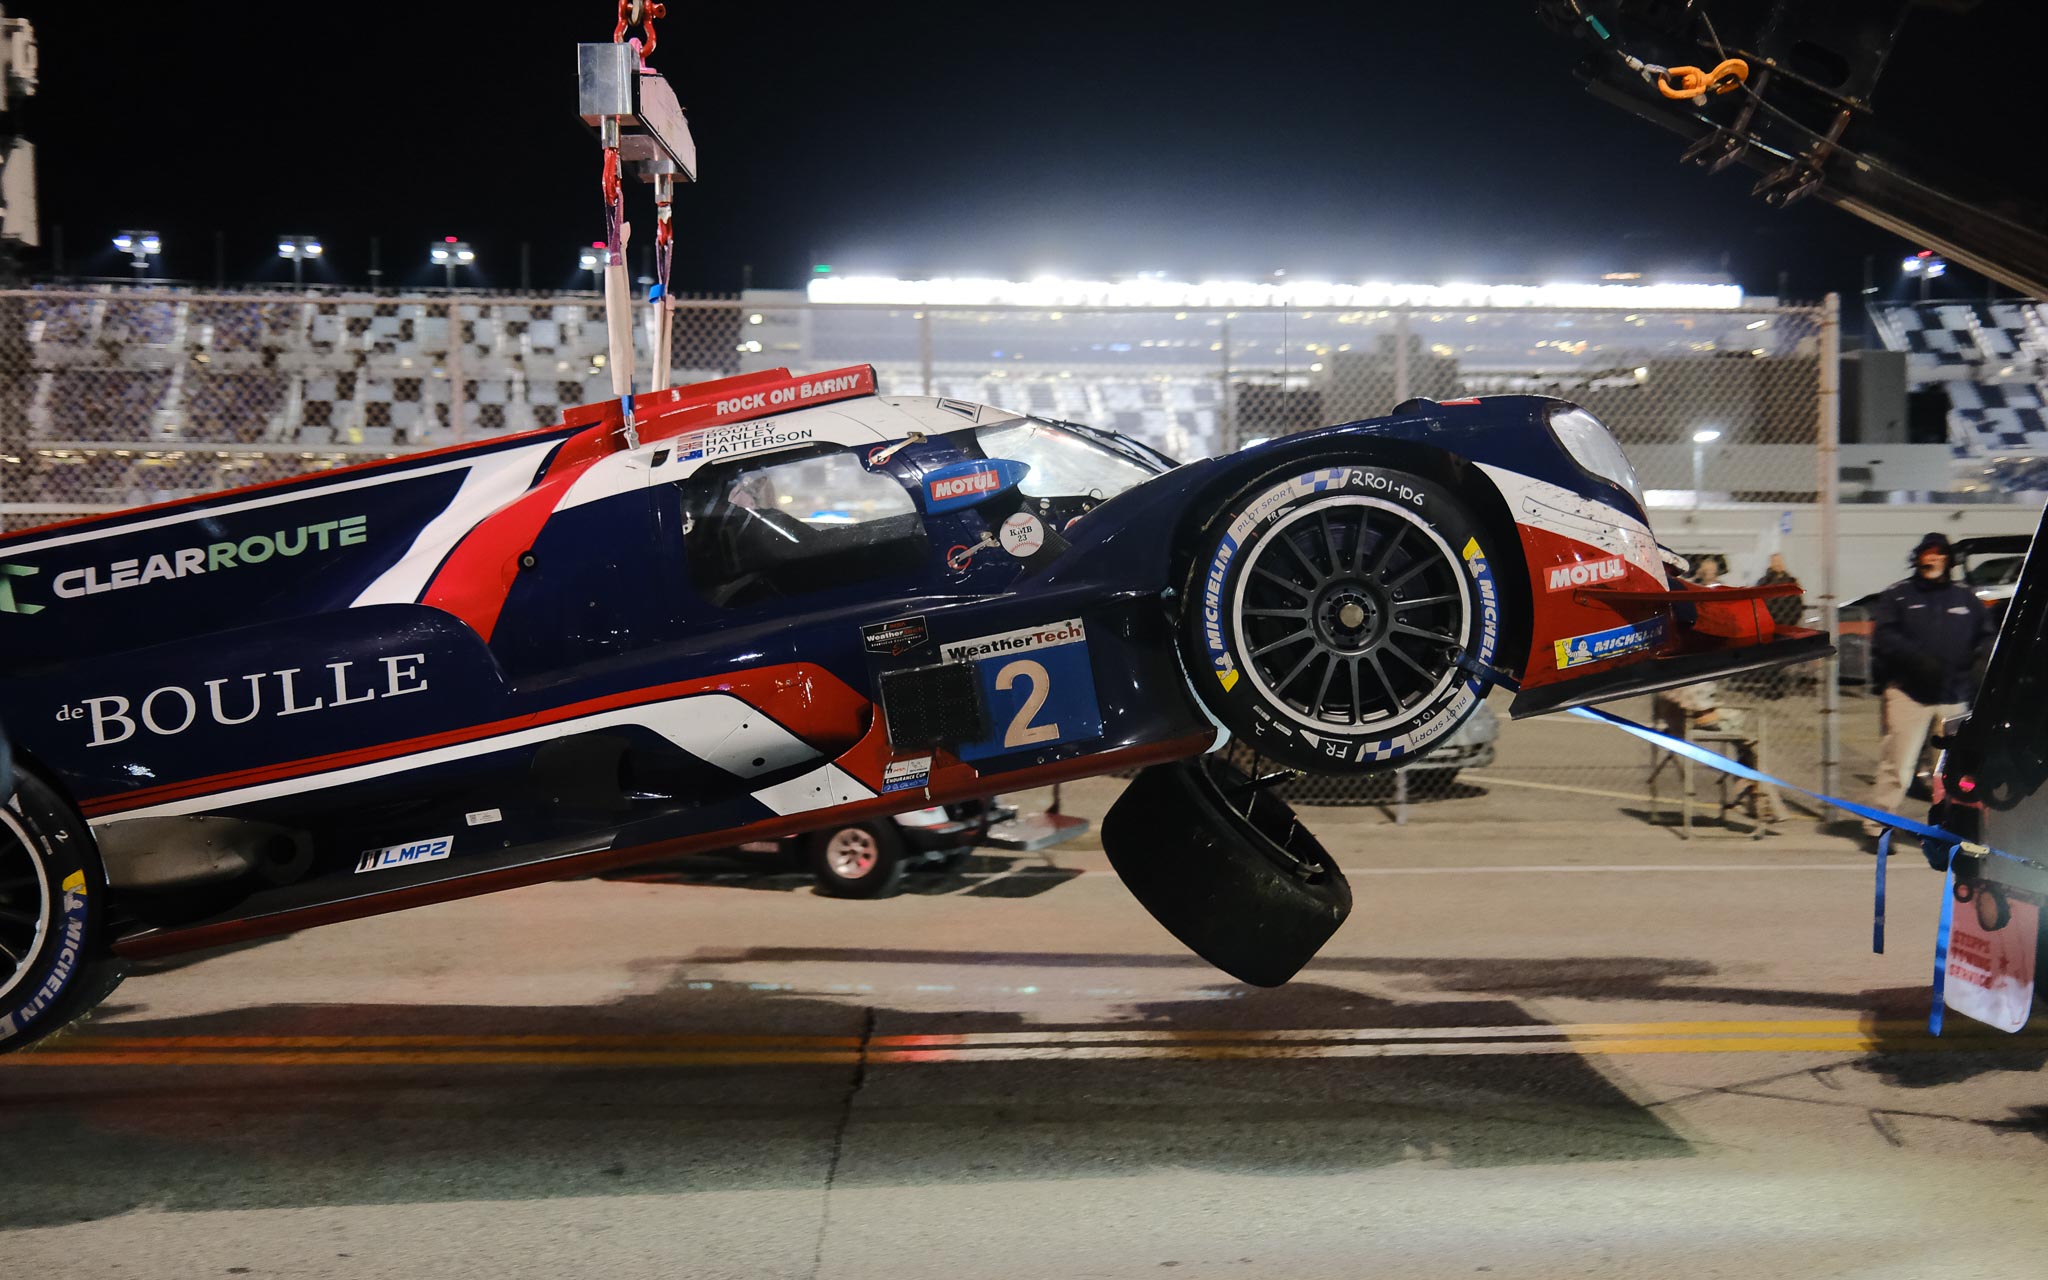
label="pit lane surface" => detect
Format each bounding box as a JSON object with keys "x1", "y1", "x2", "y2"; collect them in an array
[{"x1": 6, "y1": 781, "x2": 2048, "y2": 1280}]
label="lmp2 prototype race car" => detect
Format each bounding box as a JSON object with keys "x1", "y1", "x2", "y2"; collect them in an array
[{"x1": 0, "y1": 363, "x2": 1824, "y2": 1048}]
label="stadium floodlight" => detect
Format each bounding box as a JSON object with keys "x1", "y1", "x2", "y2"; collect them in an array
[
  {"x1": 1903, "y1": 250, "x2": 1945, "y2": 299},
  {"x1": 578, "y1": 241, "x2": 605, "y2": 284},
  {"x1": 113, "y1": 230, "x2": 162, "y2": 277},
  {"x1": 431, "y1": 236, "x2": 475, "y2": 288},
  {"x1": 276, "y1": 235, "x2": 323, "y2": 288},
  {"x1": 806, "y1": 275, "x2": 1745, "y2": 311}
]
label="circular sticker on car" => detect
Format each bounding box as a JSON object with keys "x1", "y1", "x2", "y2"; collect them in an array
[{"x1": 999, "y1": 512, "x2": 1046, "y2": 558}]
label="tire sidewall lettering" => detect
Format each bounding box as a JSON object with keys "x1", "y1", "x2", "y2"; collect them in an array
[
  {"x1": 0, "y1": 796, "x2": 93, "y2": 1046},
  {"x1": 1191, "y1": 466, "x2": 1499, "y2": 768}
]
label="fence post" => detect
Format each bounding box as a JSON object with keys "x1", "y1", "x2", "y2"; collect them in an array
[
  {"x1": 1819, "y1": 294, "x2": 1842, "y2": 812},
  {"x1": 1393, "y1": 308, "x2": 1411, "y2": 405},
  {"x1": 1218, "y1": 315, "x2": 1232, "y2": 449},
  {"x1": 446, "y1": 299, "x2": 467, "y2": 440},
  {"x1": 918, "y1": 310, "x2": 934, "y2": 397}
]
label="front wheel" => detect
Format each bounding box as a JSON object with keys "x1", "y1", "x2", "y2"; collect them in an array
[
  {"x1": 806, "y1": 822, "x2": 909, "y2": 899},
  {"x1": 2, "y1": 771, "x2": 120, "y2": 1052},
  {"x1": 1180, "y1": 462, "x2": 1504, "y2": 774}
]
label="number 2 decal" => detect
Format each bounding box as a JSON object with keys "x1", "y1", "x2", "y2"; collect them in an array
[{"x1": 996, "y1": 659, "x2": 1059, "y2": 747}]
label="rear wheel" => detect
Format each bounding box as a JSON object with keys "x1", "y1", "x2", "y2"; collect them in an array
[
  {"x1": 2, "y1": 771, "x2": 119, "y2": 1052},
  {"x1": 1181, "y1": 462, "x2": 1503, "y2": 774},
  {"x1": 806, "y1": 822, "x2": 909, "y2": 899}
]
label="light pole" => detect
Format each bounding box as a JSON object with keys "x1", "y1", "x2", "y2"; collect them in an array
[
  {"x1": 276, "y1": 234, "x2": 323, "y2": 289},
  {"x1": 1691, "y1": 428, "x2": 1721, "y2": 510},
  {"x1": 430, "y1": 236, "x2": 474, "y2": 289},
  {"x1": 112, "y1": 230, "x2": 161, "y2": 279},
  {"x1": 578, "y1": 241, "x2": 604, "y2": 290}
]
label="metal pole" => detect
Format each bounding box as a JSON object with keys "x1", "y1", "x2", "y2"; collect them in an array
[
  {"x1": 1393, "y1": 309, "x2": 1411, "y2": 406},
  {"x1": 1218, "y1": 315, "x2": 1232, "y2": 449},
  {"x1": 1819, "y1": 294, "x2": 1842, "y2": 810},
  {"x1": 447, "y1": 299, "x2": 467, "y2": 441},
  {"x1": 918, "y1": 310, "x2": 934, "y2": 397}
]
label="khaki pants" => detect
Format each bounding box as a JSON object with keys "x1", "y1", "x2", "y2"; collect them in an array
[{"x1": 1865, "y1": 686, "x2": 1966, "y2": 835}]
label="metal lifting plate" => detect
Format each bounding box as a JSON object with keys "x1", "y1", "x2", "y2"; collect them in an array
[{"x1": 576, "y1": 43, "x2": 697, "y2": 182}]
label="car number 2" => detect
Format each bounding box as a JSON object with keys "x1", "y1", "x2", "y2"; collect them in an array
[
  {"x1": 997, "y1": 659, "x2": 1058, "y2": 747},
  {"x1": 954, "y1": 632, "x2": 1104, "y2": 764}
]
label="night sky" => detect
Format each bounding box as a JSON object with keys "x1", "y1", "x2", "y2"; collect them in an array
[{"x1": 17, "y1": 1, "x2": 2035, "y2": 297}]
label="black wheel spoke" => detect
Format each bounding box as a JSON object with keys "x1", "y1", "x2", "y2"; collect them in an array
[
  {"x1": 0, "y1": 937, "x2": 22, "y2": 967},
  {"x1": 1346, "y1": 657, "x2": 1364, "y2": 725},
  {"x1": 1387, "y1": 556, "x2": 1435, "y2": 589},
  {"x1": 1250, "y1": 629, "x2": 1314, "y2": 659},
  {"x1": 1392, "y1": 592, "x2": 1457, "y2": 611},
  {"x1": 1386, "y1": 640, "x2": 1438, "y2": 682},
  {"x1": 0, "y1": 904, "x2": 39, "y2": 927},
  {"x1": 1281, "y1": 532, "x2": 1325, "y2": 584},
  {"x1": 1365, "y1": 652, "x2": 1405, "y2": 710},
  {"x1": 1310, "y1": 653, "x2": 1339, "y2": 717},
  {"x1": 1393, "y1": 622, "x2": 1459, "y2": 646},
  {"x1": 1273, "y1": 646, "x2": 1320, "y2": 694},
  {"x1": 1251, "y1": 566, "x2": 1312, "y2": 597},
  {"x1": 1242, "y1": 606, "x2": 1311, "y2": 620},
  {"x1": 1370, "y1": 523, "x2": 1409, "y2": 578},
  {"x1": 1318, "y1": 513, "x2": 1342, "y2": 576},
  {"x1": 0, "y1": 875, "x2": 36, "y2": 893}
]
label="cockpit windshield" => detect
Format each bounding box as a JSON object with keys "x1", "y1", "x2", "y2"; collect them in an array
[{"x1": 974, "y1": 419, "x2": 1166, "y2": 505}]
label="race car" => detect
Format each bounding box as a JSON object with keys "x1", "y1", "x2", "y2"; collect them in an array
[{"x1": 0, "y1": 364, "x2": 1823, "y2": 1048}]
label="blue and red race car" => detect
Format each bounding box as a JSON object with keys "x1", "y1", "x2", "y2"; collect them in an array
[{"x1": 0, "y1": 364, "x2": 1822, "y2": 1047}]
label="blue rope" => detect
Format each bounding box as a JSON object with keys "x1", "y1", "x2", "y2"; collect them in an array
[{"x1": 1571, "y1": 705, "x2": 2041, "y2": 1035}]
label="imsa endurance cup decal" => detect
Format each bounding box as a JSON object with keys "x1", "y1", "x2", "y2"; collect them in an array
[{"x1": 941, "y1": 619, "x2": 1103, "y2": 763}]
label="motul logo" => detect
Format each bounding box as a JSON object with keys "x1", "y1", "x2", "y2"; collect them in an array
[
  {"x1": 1545, "y1": 556, "x2": 1627, "y2": 591},
  {"x1": 930, "y1": 469, "x2": 1000, "y2": 501}
]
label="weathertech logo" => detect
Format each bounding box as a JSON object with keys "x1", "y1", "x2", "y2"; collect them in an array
[
  {"x1": 930, "y1": 469, "x2": 1001, "y2": 503},
  {"x1": 1545, "y1": 556, "x2": 1626, "y2": 592},
  {"x1": 942, "y1": 619, "x2": 1086, "y2": 662}
]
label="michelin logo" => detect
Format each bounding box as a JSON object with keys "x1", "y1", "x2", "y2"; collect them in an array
[
  {"x1": 355, "y1": 836, "x2": 454, "y2": 874},
  {"x1": 1203, "y1": 535, "x2": 1241, "y2": 691},
  {"x1": 1554, "y1": 618, "x2": 1666, "y2": 670}
]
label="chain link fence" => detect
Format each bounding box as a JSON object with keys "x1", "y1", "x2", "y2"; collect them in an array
[{"x1": 0, "y1": 285, "x2": 1850, "y2": 830}]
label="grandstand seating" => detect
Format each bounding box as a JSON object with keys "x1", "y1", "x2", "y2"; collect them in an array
[
  {"x1": 11, "y1": 290, "x2": 744, "y2": 513},
  {"x1": 1870, "y1": 299, "x2": 2048, "y2": 490}
]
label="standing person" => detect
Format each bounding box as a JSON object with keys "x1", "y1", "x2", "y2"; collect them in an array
[{"x1": 1864, "y1": 532, "x2": 1996, "y2": 843}]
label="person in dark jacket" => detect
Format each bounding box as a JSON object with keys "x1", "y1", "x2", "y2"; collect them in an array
[{"x1": 1864, "y1": 531, "x2": 1997, "y2": 840}]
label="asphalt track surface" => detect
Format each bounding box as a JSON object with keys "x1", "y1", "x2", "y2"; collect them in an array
[{"x1": 5, "y1": 781, "x2": 2048, "y2": 1279}]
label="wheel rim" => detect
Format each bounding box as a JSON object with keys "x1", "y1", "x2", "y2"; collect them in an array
[
  {"x1": 0, "y1": 805, "x2": 53, "y2": 1004},
  {"x1": 1232, "y1": 496, "x2": 1471, "y2": 733},
  {"x1": 824, "y1": 828, "x2": 880, "y2": 880}
]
